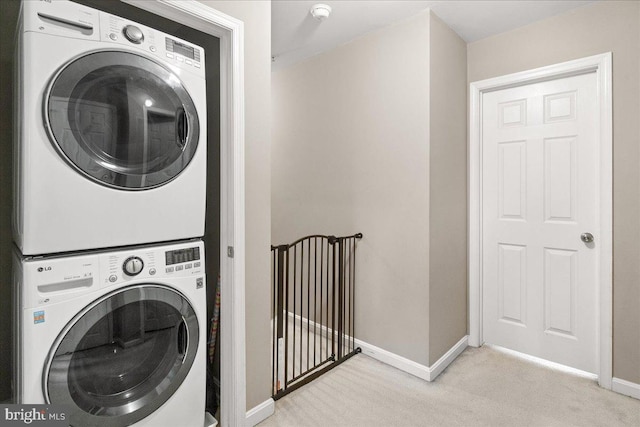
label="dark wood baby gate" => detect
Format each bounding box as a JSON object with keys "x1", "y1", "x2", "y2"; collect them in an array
[{"x1": 271, "y1": 233, "x2": 363, "y2": 399}]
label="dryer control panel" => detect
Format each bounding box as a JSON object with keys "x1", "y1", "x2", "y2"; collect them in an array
[
  {"x1": 23, "y1": 0, "x2": 205, "y2": 78},
  {"x1": 100, "y1": 12, "x2": 205, "y2": 78}
]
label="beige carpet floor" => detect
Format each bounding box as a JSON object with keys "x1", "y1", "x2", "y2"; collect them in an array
[{"x1": 259, "y1": 346, "x2": 640, "y2": 427}]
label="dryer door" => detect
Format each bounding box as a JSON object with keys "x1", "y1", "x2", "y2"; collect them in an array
[
  {"x1": 44, "y1": 285, "x2": 200, "y2": 427},
  {"x1": 45, "y1": 50, "x2": 200, "y2": 190}
]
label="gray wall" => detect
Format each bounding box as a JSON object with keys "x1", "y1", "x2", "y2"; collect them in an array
[
  {"x1": 272, "y1": 11, "x2": 469, "y2": 367},
  {"x1": 428, "y1": 14, "x2": 468, "y2": 364},
  {"x1": 467, "y1": 1, "x2": 640, "y2": 384},
  {"x1": 0, "y1": 0, "x2": 19, "y2": 403},
  {"x1": 199, "y1": 0, "x2": 273, "y2": 411},
  {"x1": 272, "y1": 11, "x2": 432, "y2": 365}
]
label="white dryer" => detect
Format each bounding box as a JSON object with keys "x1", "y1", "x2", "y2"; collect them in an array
[
  {"x1": 14, "y1": 240, "x2": 207, "y2": 427},
  {"x1": 14, "y1": 0, "x2": 208, "y2": 255}
]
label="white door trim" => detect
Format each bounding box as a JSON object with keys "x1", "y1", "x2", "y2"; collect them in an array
[
  {"x1": 121, "y1": 1, "x2": 247, "y2": 424},
  {"x1": 469, "y1": 53, "x2": 612, "y2": 389}
]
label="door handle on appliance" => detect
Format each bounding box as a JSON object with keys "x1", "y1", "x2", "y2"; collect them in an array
[
  {"x1": 580, "y1": 232, "x2": 594, "y2": 243},
  {"x1": 177, "y1": 317, "x2": 188, "y2": 359},
  {"x1": 176, "y1": 107, "x2": 188, "y2": 149}
]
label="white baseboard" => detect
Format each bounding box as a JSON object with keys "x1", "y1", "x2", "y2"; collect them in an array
[
  {"x1": 284, "y1": 311, "x2": 336, "y2": 339},
  {"x1": 245, "y1": 398, "x2": 274, "y2": 427},
  {"x1": 428, "y1": 336, "x2": 469, "y2": 380},
  {"x1": 279, "y1": 312, "x2": 468, "y2": 382},
  {"x1": 355, "y1": 335, "x2": 468, "y2": 382},
  {"x1": 354, "y1": 338, "x2": 431, "y2": 381},
  {"x1": 612, "y1": 377, "x2": 640, "y2": 400}
]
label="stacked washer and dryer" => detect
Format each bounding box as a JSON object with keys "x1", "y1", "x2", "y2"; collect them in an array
[{"x1": 13, "y1": 1, "x2": 210, "y2": 426}]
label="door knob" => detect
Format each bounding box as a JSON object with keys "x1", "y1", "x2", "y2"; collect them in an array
[{"x1": 580, "y1": 232, "x2": 594, "y2": 243}]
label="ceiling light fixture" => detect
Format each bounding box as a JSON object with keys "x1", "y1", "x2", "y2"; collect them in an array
[{"x1": 310, "y1": 3, "x2": 332, "y2": 21}]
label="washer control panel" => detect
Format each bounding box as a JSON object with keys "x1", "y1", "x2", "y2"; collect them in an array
[
  {"x1": 103, "y1": 241, "x2": 204, "y2": 285},
  {"x1": 21, "y1": 241, "x2": 205, "y2": 309},
  {"x1": 165, "y1": 246, "x2": 201, "y2": 270}
]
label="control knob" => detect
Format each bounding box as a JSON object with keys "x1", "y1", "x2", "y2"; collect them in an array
[
  {"x1": 123, "y1": 25, "x2": 144, "y2": 44},
  {"x1": 123, "y1": 256, "x2": 144, "y2": 276}
]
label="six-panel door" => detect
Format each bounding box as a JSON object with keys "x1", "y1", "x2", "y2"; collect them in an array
[{"x1": 482, "y1": 72, "x2": 598, "y2": 373}]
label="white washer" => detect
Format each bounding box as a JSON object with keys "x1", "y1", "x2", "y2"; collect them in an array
[
  {"x1": 14, "y1": 240, "x2": 207, "y2": 427},
  {"x1": 14, "y1": 0, "x2": 208, "y2": 255}
]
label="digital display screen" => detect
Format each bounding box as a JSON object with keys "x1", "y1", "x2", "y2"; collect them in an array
[
  {"x1": 173, "y1": 41, "x2": 195, "y2": 59},
  {"x1": 165, "y1": 247, "x2": 200, "y2": 265}
]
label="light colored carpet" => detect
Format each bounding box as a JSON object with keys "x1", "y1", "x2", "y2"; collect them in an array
[{"x1": 260, "y1": 346, "x2": 640, "y2": 427}]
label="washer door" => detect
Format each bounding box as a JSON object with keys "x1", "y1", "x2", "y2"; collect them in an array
[
  {"x1": 44, "y1": 285, "x2": 199, "y2": 427},
  {"x1": 45, "y1": 50, "x2": 200, "y2": 189}
]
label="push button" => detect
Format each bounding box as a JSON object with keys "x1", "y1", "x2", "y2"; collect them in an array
[
  {"x1": 149, "y1": 268, "x2": 156, "y2": 275},
  {"x1": 166, "y1": 267, "x2": 174, "y2": 273},
  {"x1": 109, "y1": 33, "x2": 118, "y2": 41},
  {"x1": 194, "y1": 262, "x2": 201, "y2": 268},
  {"x1": 176, "y1": 265, "x2": 184, "y2": 271},
  {"x1": 166, "y1": 52, "x2": 174, "y2": 59},
  {"x1": 185, "y1": 263, "x2": 192, "y2": 269},
  {"x1": 109, "y1": 274, "x2": 117, "y2": 282}
]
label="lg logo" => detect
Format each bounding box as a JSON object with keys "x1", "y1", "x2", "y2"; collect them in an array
[{"x1": 37, "y1": 266, "x2": 52, "y2": 272}]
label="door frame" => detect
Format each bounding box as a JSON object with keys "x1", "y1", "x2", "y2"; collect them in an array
[
  {"x1": 468, "y1": 53, "x2": 613, "y2": 389},
  {"x1": 121, "y1": 1, "x2": 247, "y2": 424}
]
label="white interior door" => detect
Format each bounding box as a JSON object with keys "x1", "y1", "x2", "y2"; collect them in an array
[{"x1": 482, "y1": 72, "x2": 599, "y2": 373}]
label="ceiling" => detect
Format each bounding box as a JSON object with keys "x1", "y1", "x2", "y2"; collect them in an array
[{"x1": 272, "y1": 0, "x2": 595, "y2": 70}]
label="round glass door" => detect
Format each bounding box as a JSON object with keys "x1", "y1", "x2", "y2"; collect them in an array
[
  {"x1": 44, "y1": 285, "x2": 199, "y2": 427},
  {"x1": 45, "y1": 50, "x2": 200, "y2": 189}
]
